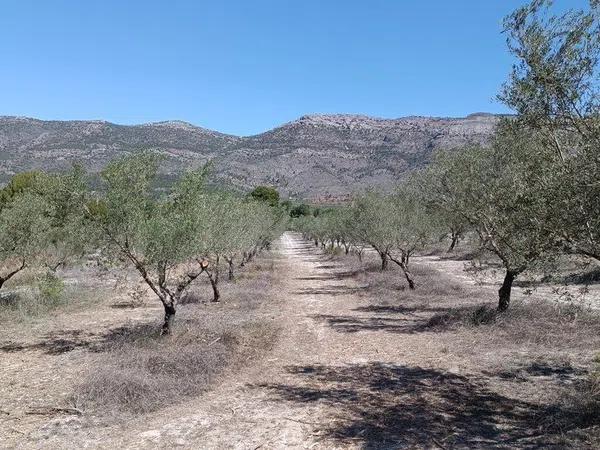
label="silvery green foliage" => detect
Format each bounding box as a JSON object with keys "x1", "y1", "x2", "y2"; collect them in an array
[
  {"x1": 427, "y1": 124, "x2": 560, "y2": 273},
  {"x1": 0, "y1": 167, "x2": 88, "y2": 286},
  {"x1": 86, "y1": 151, "x2": 285, "y2": 332},
  {"x1": 349, "y1": 191, "x2": 398, "y2": 257},
  {"x1": 420, "y1": 123, "x2": 564, "y2": 309},
  {"x1": 501, "y1": 0, "x2": 600, "y2": 261},
  {"x1": 0, "y1": 193, "x2": 51, "y2": 268},
  {"x1": 388, "y1": 184, "x2": 443, "y2": 259}
]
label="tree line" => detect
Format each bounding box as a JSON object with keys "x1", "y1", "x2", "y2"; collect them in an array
[
  {"x1": 0, "y1": 153, "x2": 285, "y2": 334},
  {"x1": 295, "y1": 0, "x2": 600, "y2": 312}
]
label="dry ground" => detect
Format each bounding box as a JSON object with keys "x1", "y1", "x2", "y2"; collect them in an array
[{"x1": 1, "y1": 232, "x2": 600, "y2": 449}]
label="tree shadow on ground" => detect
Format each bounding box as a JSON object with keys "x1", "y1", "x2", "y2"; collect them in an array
[
  {"x1": 255, "y1": 362, "x2": 565, "y2": 449},
  {"x1": 353, "y1": 304, "x2": 450, "y2": 315},
  {"x1": 0, "y1": 321, "x2": 161, "y2": 355},
  {"x1": 312, "y1": 303, "x2": 490, "y2": 334},
  {"x1": 315, "y1": 264, "x2": 340, "y2": 270},
  {"x1": 296, "y1": 269, "x2": 363, "y2": 282},
  {"x1": 293, "y1": 285, "x2": 368, "y2": 297},
  {"x1": 484, "y1": 361, "x2": 586, "y2": 383},
  {"x1": 311, "y1": 314, "x2": 417, "y2": 333}
]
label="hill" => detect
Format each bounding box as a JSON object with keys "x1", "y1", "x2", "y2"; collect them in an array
[{"x1": 0, "y1": 113, "x2": 499, "y2": 200}]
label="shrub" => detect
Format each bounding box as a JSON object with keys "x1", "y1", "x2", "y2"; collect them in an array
[
  {"x1": 290, "y1": 203, "x2": 311, "y2": 218},
  {"x1": 38, "y1": 272, "x2": 65, "y2": 305}
]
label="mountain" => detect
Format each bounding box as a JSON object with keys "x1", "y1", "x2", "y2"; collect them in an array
[{"x1": 0, "y1": 113, "x2": 499, "y2": 200}]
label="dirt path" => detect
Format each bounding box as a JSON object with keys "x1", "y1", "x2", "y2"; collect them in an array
[
  {"x1": 37, "y1": 231, "x2": 429, "y2": 450},
  {"x1": 94, "y1": 232, "x2": 384, "y2": 449}
]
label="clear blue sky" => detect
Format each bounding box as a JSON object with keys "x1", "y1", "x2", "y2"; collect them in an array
[{"x1": 0, "y1": 1, "x2": 587, "y2": 136}]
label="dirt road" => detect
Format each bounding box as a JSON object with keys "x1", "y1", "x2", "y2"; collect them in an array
[{"x1": 102, "y1": 231, "x2": 396, "y2": 449}]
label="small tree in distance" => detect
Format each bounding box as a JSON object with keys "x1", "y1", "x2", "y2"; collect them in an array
[
  {"x1": 249, "y1": 186, "x2": 280, "y2": 207},
  {"x1": 290, "y1": 203, "x2": 311, "y2": 218}
]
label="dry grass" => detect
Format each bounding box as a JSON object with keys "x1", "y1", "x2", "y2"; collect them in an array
[
  {"x1": 72, "y1": 319, "x2": 277, "y2": 415},
  {"x1": 71, "y1": 253, "x2": 281, "y2": 417},
  {"x1": 328, "y1": 248, "x2": 600, "y2": 445},
  {"x1": 0, "y1": 273, "x2": 101, "y2": 322}
]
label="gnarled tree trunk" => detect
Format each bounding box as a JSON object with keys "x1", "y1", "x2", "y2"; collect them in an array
[
  {"x1": 0, "y1": 259, "x2": 26, "y2": 291},
  {"x1": 399, "y1": 261, "x2": 415, "y2": 290},
  {"x1": 446, "y1": 234, "x2": 458, "y2": 253},
  {"x1": 161, "y1": 302, "x2": 176, "y2": 335},
  {"x1": 498, "y1": 270, "x2": 518, "y2": 311},
  {"x1": 357, "y1": 249, "x2": 363, "y2": 262},
  {"x1": 226, "y1": 257, "x2": 235, "y2": 280},
  {"x1": 388, "y1": 254, "x2": 416, "y2": 290},
  {"x1": 207, "y1": 255, "x2": 220, "y2": 302},
  {"x1": 378, "y1": 251, "x2": 388, "y2": 270},
  {"x1": 208, "y1": 274, "x2": 220, "y2": 302}
]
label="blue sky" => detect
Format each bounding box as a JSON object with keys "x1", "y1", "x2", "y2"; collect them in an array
[{"x1": 0, "y1": 1, "x2": 587, "y2": 135}]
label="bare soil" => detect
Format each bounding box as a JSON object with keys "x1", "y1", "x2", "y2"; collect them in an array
[{"x1": 1, "y1": 232, "x2": 599, "y2": 449}]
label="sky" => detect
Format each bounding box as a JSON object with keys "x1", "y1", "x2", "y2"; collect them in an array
[{"x1": 0, "y1": 0, "x2": 589, "y2": 136}]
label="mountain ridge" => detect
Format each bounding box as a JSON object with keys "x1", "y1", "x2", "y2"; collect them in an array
[{"x1": 0, "y1": 113, "x2": 500, "y2": 200}]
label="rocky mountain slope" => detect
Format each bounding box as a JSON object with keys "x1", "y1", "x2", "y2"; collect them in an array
[{"x1": 0, "y1": 113, "x2": 499, "y2": 200}]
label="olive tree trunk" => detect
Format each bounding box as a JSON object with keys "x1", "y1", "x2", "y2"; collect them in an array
[
  {"x1": 447, "y1": 233, "x2": 459, "y2": 253},
  {"x1": 388, "y1": 254, "x2": 416, "y2": 290},
  {"x1": 378, "y1": 251, "x2": 388, "y2": 270},
  {"x1": 498, "y1": 270, "x2": 518, "y2": 311},
  {"x1": 0, "y1": 260, "x2": 26, "y2": 291},
  {"x1": 207, "y1": 255, "x2": 221, "y2": 302},
  {"x1": 161, "y1": 302, "x2": 176, "y2": 335},
  {"x1": 208, "y1": 274, "x2": 220, "y2": 302},
  {"x1": 401, "y1": 264, "x2": 415, "y2": 290},
  {"x1": 226, "y1": 257, "x2": 235, "y2": 280}
]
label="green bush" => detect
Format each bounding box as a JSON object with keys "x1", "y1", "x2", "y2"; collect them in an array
[
  {"x1": 290, "y1": 203, "x2": 311, "y2": 218},
  {"x1": 0, "y1": 273, "x2": 67, "y2": 320},
  {"x1": 38, "y1": 272, "x2": 66, "y2": 306},
  {"x1": 249, "y1": 186, "x2": 280, "y2": 207}
]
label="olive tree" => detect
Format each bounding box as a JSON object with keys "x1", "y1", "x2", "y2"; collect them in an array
[
  {"x1": 193, "y1": 192, "x2": 283, "y2": 301},
  {"x1": 421, "y1": 124, "x2": 560, "y2": 310},
  {"x1": 0, "y1": 193, "x2": 51, "y2": 289},
  {"x1": 412, "y1": 169, "x2": 470, "y2": 254},
  {"x1": 0, "y1": 168, "x2": 87, "y2": 289},
  {"x1": 501, "y1": 0, "x2": 600, "y2": 261},
  {"x1": 193, "y1": 192, "x2": 239, "y2": 302},
  {"x1": 349, "y1": 191, "x2": 397, "y2": 270},
  {"x1": 85, "y1": 152, "x2": 211, "y2": 334},
  {"x1": 386, "y1": 185, "x2": 441, "y2": 289}
]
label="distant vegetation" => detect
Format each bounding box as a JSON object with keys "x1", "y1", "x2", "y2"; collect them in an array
[{"x1": 249, "y1": 185, "x2": 281, "y2": 207}]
